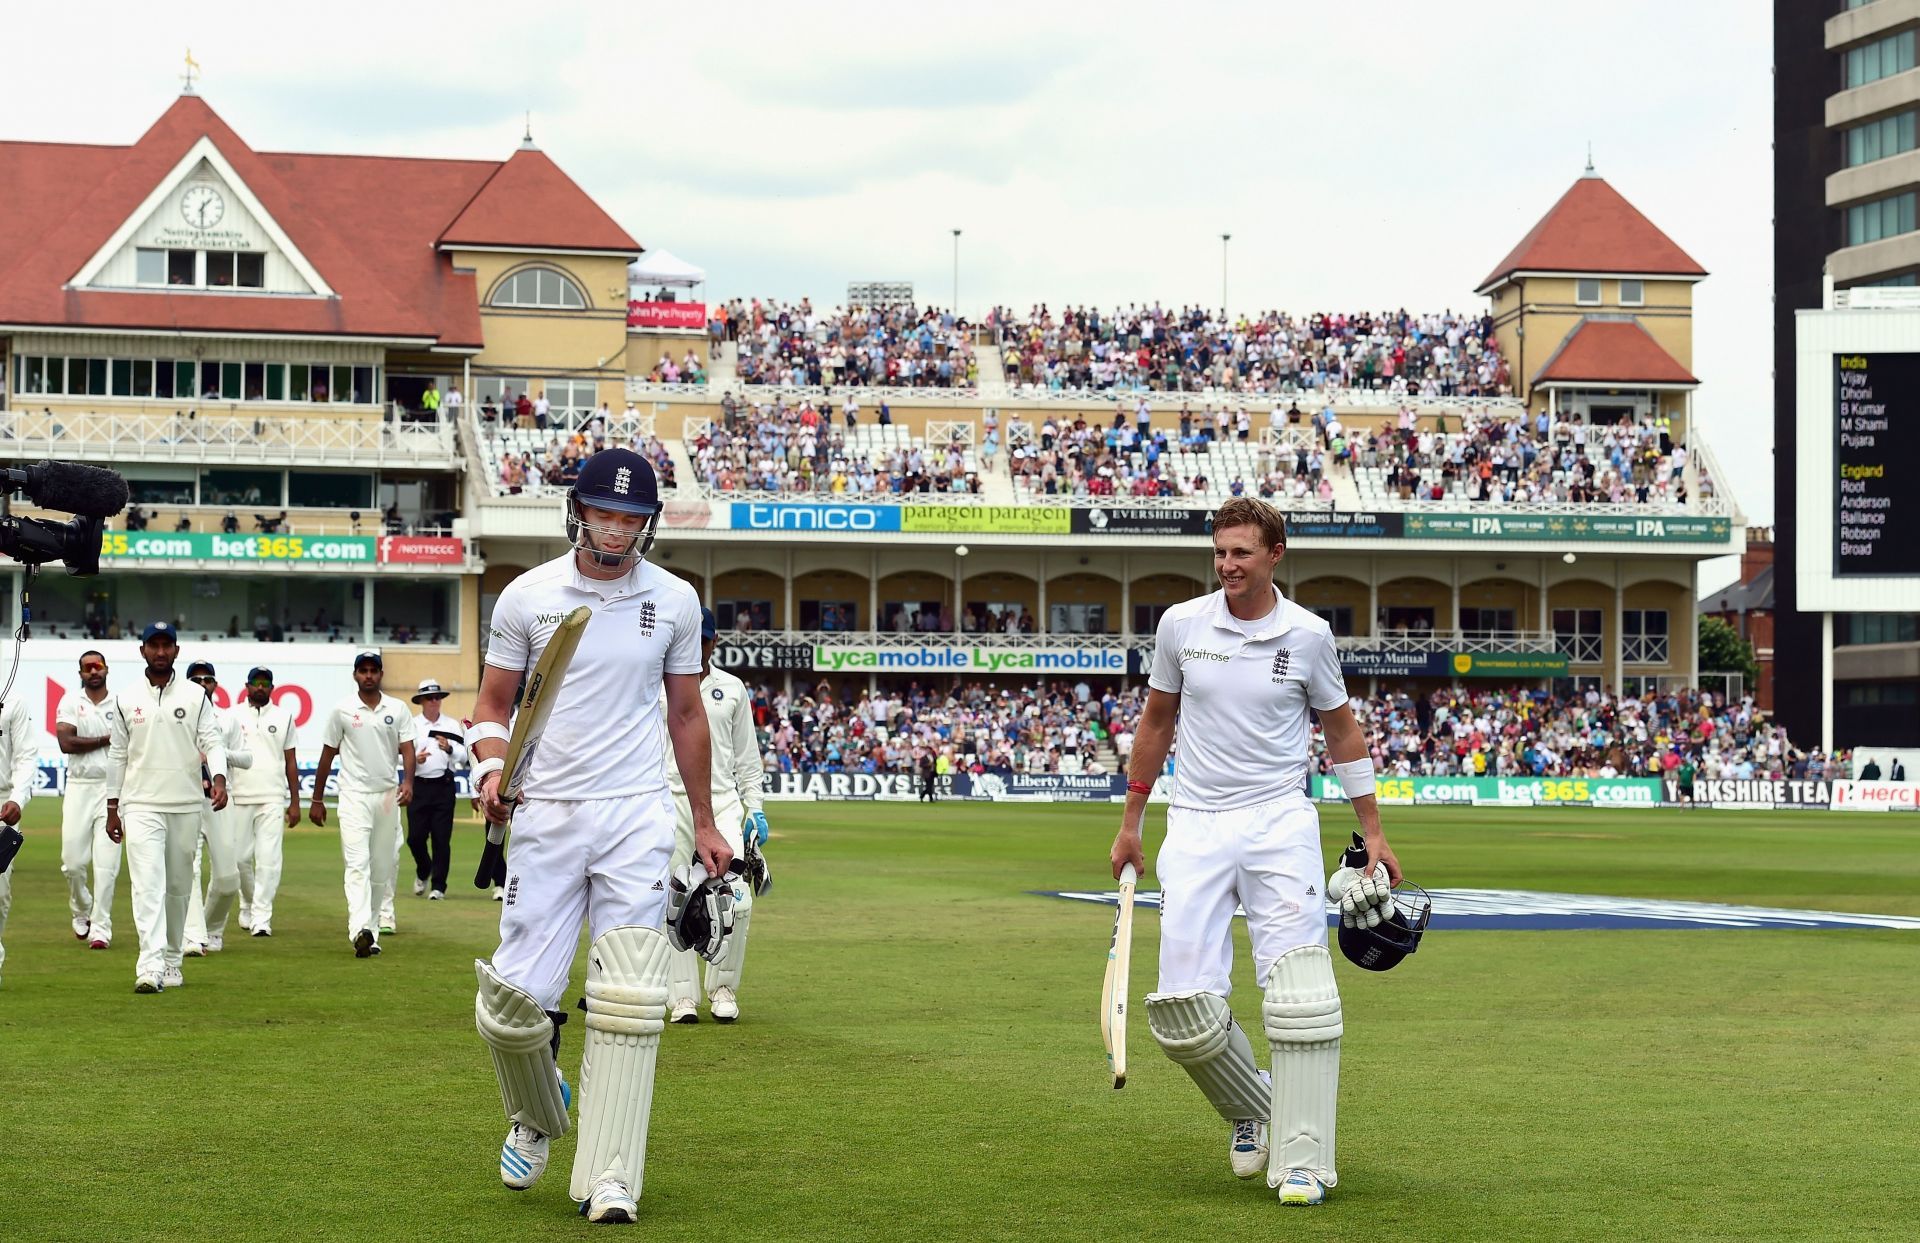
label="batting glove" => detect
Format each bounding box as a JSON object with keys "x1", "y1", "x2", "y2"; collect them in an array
[
  {"x1": 1329, "y1": 864, "x2": 1393, "y2": 930},
  {"x1": 745, "y1": 809, "x2": 770, "y2": 848}
]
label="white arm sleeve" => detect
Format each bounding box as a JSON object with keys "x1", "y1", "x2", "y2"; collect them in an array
[
  {"x1": 196, "y1": 699, "x2": 229, "y2": 781},
  {"x1": 105, "y1": 694, "x2": 130, "y2": 801},
  {"x1": 730, "y1": 692, "x2": 763, "y2": 812},
  {"x1": 1147, "y1": 612, "x2": 1183, "y2": 696},
  {"x1": 7, "y1": 699, "x2": 37, "y2": 807}
]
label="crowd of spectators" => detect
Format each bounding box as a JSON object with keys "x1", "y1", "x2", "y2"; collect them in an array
[
  {"x1": 741, "y1": 679, "x2": 1836, "y2": 784},
  {"x1": 989, "y1": 306, "x2": 1510, "y2": 398},
  {"x1": 1348, "y1": 405, "x2": 1692, "y2": 506},
  {"x1": 691, "y1": 397, "x2": 979, "y2": 495},
  {"x1": 720, "y1": 297, "x2": 978, "y2": 389},
  {"x1": 1004, "y1": 406, "x2": 1331, "y2": 500},
  {"x1": 495, "y1": 415, "x2": 677, "y2": 495}
]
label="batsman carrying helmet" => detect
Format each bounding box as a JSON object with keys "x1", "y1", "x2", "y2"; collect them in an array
[
  {"x1": 1108, "y1": 496, "x2": 1419, "y2": 1207},
  {"x1": 468, "y1": 448, "x2": 733, "y2": 1224}
]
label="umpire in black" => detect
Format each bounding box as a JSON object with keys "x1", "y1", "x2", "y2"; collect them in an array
[{"x1": 406, "y1": 678, "x2": 465, "y2": 900}]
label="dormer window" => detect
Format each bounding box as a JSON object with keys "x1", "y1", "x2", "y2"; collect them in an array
[
  {"x1": 490, "y1": 266, "x2": 587, "y2": 309},
  {"x1": 135, "y1": 246, "x2": 266, "y2": 289}
]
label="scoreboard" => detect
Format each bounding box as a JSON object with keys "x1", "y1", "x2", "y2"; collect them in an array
[{"x1": 1834, "y1": 353, "x2": 1920, "y2": 576}]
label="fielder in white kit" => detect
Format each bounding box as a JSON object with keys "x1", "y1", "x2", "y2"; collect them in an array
[
  {"x1": 105, "y1": 622, "x2": 230, "y2": 993},
  {"x1": 310, "y1": 652, "x2": 415, "y2": 958},
  {"x1": 57, "y1": 650, "x2": 118, "y2": 948},
  {"x1": 228, "y1": 668, "x2": 300, "y2": 938},
  {"x1": 470, "y1": 448, "x2": 730, "y2": 1225},
  {"x1": 182, "y1": 661, "x2": 253, "y2": 956},
  {"x1": 0, "y1": 693, "x2": 39, "y2": 989},
  {"x1": 666, "y1": 607, "x2": 770, "y2": 1024},
  {"x1": 1109, "y1": 497, "x2": 1403, "y2": 1207}
]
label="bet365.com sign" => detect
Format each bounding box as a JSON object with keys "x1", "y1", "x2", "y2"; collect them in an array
[{"x1": 99, "y1": 531, "x2": 376, "y2": 563}]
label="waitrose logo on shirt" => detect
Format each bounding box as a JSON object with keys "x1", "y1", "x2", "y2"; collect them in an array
[{"x1": 813, "y1": 645, "x2": 1125, "y2": 673}]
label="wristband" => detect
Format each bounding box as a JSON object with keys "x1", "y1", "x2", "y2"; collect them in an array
[
  {"x1": 466, "y1": 721, "x2": 510, "y2": 747},
  {"x1": 1126, "y1": 780, "x2": 1153, "y2": 796},
  {"x1": 1331, "y1": 757, "x2": 1376, "y2": 800},
  {"x1": 471, "y1": 756, "x2": 505, "y2": 788}
]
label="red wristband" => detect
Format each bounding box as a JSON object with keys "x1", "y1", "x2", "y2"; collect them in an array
[{"x1": 1127, "y1": 780, "x2": 1152, "y2": 795}]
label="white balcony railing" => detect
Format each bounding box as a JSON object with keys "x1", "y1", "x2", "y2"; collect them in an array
[
  {"x1": 0, "y1": 408, "x2": 458, "y2": 466},
  {"x1": 630, "y1": 377, "x2": 1525, "y2": 413},
  {"x1": 724, "y1": 628, "x2": 1564, "y2": 651}
]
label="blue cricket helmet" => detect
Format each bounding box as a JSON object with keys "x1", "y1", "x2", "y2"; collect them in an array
[{"x1": 566, "y1": 448, "x2": 662, "y2": 566}]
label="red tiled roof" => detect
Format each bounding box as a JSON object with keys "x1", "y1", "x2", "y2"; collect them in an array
[
  {"x1": 440, "y1": 147, "x2": 640, "y2": 252},
  {"x1": 0, "y1": 97, "x2": 636, "y2": 347},
  {"x1": 1533, "y1": 318, "x2": 1698, "y2": 386},
  {"x1": 1478, "y1": 175, "x2": 1705, "y2": 293}
]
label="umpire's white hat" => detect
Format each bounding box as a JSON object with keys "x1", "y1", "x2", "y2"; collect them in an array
[{"x1": 411, "y1": 678, "x2": 449, "y2": 704}]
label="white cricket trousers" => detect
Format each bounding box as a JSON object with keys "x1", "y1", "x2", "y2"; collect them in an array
[
  {"x1": 234, "y1": 802, "x2": 286, "y2": 930},
  {"x1": 60, "y1": 779, "x2": 118, "y2": 941},
  {"x1": 123, "y1": 808, "x2": 205, "y2": 980},
  {"x1": 338, "y1": 788, "x2": 400, "y2": 944},
  {"x1": 185, "y1": 802, "x2": 246, "y2": 945},
  {"x1": 669, "y1": 792, "x2": 748, "y2": 1000},
  {"x1": 491, "y1": 792, "x2": 675, "y2": 1012},
  {"x1": 0, "y1": 861, "x2": 12, "y2": 979},
  {"x1": 1156, "y1": 794, "x2": 1328, "y2": 997}
]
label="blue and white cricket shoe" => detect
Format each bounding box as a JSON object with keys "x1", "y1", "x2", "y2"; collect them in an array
[
  {"x1": 1277, "y1": 1168, "x2": 1327, "y2": 1206},
  {"x1": 500, "y1": 1078, "x2": 570, "y2": 1190}
]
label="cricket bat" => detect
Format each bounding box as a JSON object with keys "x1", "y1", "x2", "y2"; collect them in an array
[
  {"x1": 472, "y1": 605, "x2": 591, "y2": 888},
  {"x1": 1100, "y1": 862, "x2": 1138, "y2": 1089}
]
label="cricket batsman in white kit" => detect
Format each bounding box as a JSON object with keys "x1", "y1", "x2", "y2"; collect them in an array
[
  {"x1": 310, "y1": 652, "x2": 415, "y2": 958},
  {"x1": 56, "y1": 650, "x2": 118, "y2": 947},
  {"x1": 469, "y1": 448, "x2": 732, "y2": 1224},
  {"x1": 0, "y1": 692, "x2": 39, "y2": 989},
  {"x1": 1109, "y1": 498, "x2": 1403, "y2": 1207},
  {"x1": 666, "y1": 607, "x2": 770, "y2": 1024}
]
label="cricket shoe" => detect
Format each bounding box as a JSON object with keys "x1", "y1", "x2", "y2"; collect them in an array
[
  {"x1": 670, "y1": 997, "x2": 700, "y2": 1024},
  {"x1": 709, "y1": 986, "x2": 739, "y2": 1023},
  {"x1": 354, "y1": 929, "x2": 377, "y2": 958},
  {"x1": 251, "y1": 926, "x2": 272, "y2": 937},
  {"x1": 493, "y1": 886, "x2": 506, "y2": 902},
  {"x1": 1230, "y1": 1117, "x2": 1268, "y2": 1179},
  {"x1": 413, "y1": 877, "x2": 428, "y2": 896},
  {"x1": 238, "y1": 910, "x2": 252, "y2": 931},
  {"x1": 88, "y1": 937, "x2": 110, "y2": 950},
  {"x1": 134, "y1": 975, "x2": 162, "y2": 994},
  {"x1": 183, "y1": 941, "x2": 207, "y2": 958},
  {"x1": 429, "y1": 890, "x2": 445, "y2": 901},
  {"x1": 1276, "y1": 1169, "x2": 1327, "y2": 1206},
  {"x1": 72, "y1": 917, "x2": 90, "y2": 940},
  {"x1": 500, "y1": 1123, "x2": 549, "y2": 1190},
  {"x1": 162, "y1": 967, "x2": 185, "y2": 990},
  {"x1": 584, "y1": 1177, "x2": 637, "y2": 1224},
  {"x1": 379, "y1": 922, "x2": 396, "y2": 935},
  {"x1": 206, "y1": 933, "x2": 224, "y2": 953}
]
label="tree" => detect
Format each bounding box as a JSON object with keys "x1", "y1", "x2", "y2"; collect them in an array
[{"x1": 1698, "y1": 615, "x2": 1760, "y2": 685}]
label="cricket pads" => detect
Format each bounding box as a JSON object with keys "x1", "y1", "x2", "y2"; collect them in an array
[
  {"x1": 475, "y1": 960, "x2": 570, "y2": 1139},
  {"x1": 1262, "y1": 944, "x2": 1342, "y2": 1188},
  {"x1": 1146, "y1": 991, "x2": 1268, "y2": 1122},
  {"x1": 569, "y1": 925, "x2": 672, "y2": 1203}
]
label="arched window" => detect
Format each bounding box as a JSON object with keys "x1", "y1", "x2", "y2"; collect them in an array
[{"x1": 490, "y1": 267, "x2": 587, "y2": 309}]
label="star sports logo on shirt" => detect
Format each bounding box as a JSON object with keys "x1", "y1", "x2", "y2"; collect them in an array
[
  {"x1": 613, "y1": 467, "x2": 632, "y2": 495},
  {"x1": 1271, "y1": 648, "x2": 1293, "y2": 682}
]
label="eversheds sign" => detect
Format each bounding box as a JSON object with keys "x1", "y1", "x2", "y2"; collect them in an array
[{"x1": 812, "y1": 645, "x2": 1126, "y2": 673}]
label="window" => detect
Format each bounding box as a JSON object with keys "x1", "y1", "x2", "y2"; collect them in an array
[
  {"x1": 168, "y1": 249, "x2": 196, "y2": 285},
  {"x1": 1846, "y1": 111, "x2": 1918, "y2": 167},
  {"x1": 288, "y1": 471, "x2": 375, "y2": 509},
  {"x1": 490, "y1": 267, "x2": 587, "y2": 310},
  {"x1": 174, "y1": 361, "x2": 195, "y2": 398},
  {"x1": 1843, "y1": 681, "x2": 1918, "y2": 705},
  {"x1": 1575, "y1": 278, "x2": 1602, "y2": 305},
  {"x1": 1381, "y1": 606, "x2": 1436, "y2": 635},
  {"x1": 1133, "y1": 602, "x2": 1182, "y2": 634},
  {"x1": 206, "y1": 251, "x2": 236, "y2": 287},
  {"x1": 1309, "y1": 605, "x2": 1355, "y2": 636},
  {"x1": 17, "y1": 356, "x2": 43, "y2": 395},
  {"x1": 541, "y1": 379, "x2": 599, "y2": 419},
  {"x1": 1846, "y1": 192, "x2": 1918, "y2": 246},
  {"x1": 1623, "y1": 610, "x2": 1669, "y2": 664},
  {"x1": 1552, "y1": 608, "x2": 1605, "y2": 664},
  {"x1": 1856, "y1": 272, "x2": 1920, "y2": 286},
  {"x1": 236, "y1": 252, "x2": 265, "y2": 288},
  {"x1": 1460, "y1": 607, "x2": 1516, "y2": 637},
  {"x1": 221, "y1": 362, "x2": 242, "y2": 400},
  {"x1": 136, "y1": 248, "x2": 166, "y2": 285},
  {"x1": 717, "y1": 600, "x2": 774, "y2": 632},
  {"x1": 1618, "y1": 279, "x2": 1644, "y2": 306},
  {"x1": 266, "y1": 363, "x2": 286, "y2": 401},
  {"x1": 132, "y1": 359, "x2": 154, "y2": 396},
  {"x1": 243, "y1": 362, "x2": 265, "y2": 401},
  {"x1": 86, "y1": 358, "x2": 108, "y2": 396},
  {"x1": 111, "y1": 359, "x2": 133, "y2": 396},
  {"x1": 202, "y1": 469, "x2": 283, "y2": 507},
  {"x1": 372, "y1": 578, "x2": 457, "y2": 645},
  {"x1": 1048, "y1": 603, "x2": 1108, "y2": 634},
  {"x1": 1845, "y1": 30, "x2": 1916, "y2": 88},
  {"x1": 1844, "y1": 612, "x2": 1920, "y2": 644},
  {"x1": 800, "y1": 600, "x2": 859, "y2": 631}
]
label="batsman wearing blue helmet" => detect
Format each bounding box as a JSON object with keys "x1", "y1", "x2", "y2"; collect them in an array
[{"x1": 467, "y1": 448, "x2": 732, "y2": 1224}]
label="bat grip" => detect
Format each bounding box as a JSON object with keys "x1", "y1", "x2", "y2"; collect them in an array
[{"x1": 1119, "y1": 862, "x2": 1138, "y2": 886}]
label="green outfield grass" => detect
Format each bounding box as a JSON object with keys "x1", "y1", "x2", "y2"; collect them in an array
[{"x1": 1, "y1": 799, "x2": 1916, "y2": 1242}]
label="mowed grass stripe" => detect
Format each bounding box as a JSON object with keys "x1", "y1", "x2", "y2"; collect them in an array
[{"x1": 0, "y1": 801, "x2": 1914, "y2": 1241}]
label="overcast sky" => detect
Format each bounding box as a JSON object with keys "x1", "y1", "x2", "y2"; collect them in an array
[{"x1": 9, "y1": 1, "x2": 1773, "y2": 551}]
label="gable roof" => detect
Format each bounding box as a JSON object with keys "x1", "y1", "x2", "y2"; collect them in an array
[
  {"x1": 1701, "y1": 564, "x2": 1774, "y2": 615},
  {"x1": 0, "y1": 97, "x2": 637, "y2": 347},
  {"x1": 439, "y1": 147, "x2": 639, "y2": 253},
  {"x1": 1532, "y1": 317, "x2": 1698, "y2": 387},
  {"x1": 1478, "y1": 174, "x2": 1706, "y2": 294}
]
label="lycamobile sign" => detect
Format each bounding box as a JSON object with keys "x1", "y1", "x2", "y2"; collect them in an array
[
  {"x1": 100, "y1": 531, "x2": 376, "y2": 563},
  {"x1": 813, "y1": 645, "x2": 1126, "y2": 673}
]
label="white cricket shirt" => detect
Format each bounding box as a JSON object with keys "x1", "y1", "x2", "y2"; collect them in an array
[
  {"x1": 56, "y1": 690, "x2": 115, "y2": 782},
  {"x1": 106, "y1": 675, "x2": 230, "y2": 811},
  {"x1": 1148, "y1": 588, "x2": 1347, "y2": 810},
  {"x1": 485, "y1": 553, "x2": 702, "y2": 801},
  {"x1": 229, "y1": 700, "x2": 298, "y2": 805},
  {"x1": 666, "y1": 665, "x2": 764, "y2": 812},
  {"x1": 319, "y1": 693, "x2": 415, "y2": 793},
  {"x1": 412, "y1": 711, "x2": 466, "y2": 778},
  {"x1": 0, "y1": 696, "x2": 38, "y2": 809}
]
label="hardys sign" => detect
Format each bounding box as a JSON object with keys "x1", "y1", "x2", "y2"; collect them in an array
[
  {"x1": 761, "y1": 772, "x2": 933, "y2": 800},
  {"x1": 713, "y1": 639, "x2": 811, "y2": 672},
  {"x1": 813, "y1": 645, "x2": 1126, "y2": 674}
]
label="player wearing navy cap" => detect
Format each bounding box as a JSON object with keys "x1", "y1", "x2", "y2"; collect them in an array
[{"x1": 469, "y1": 448, "x2": 729, "y2": 1222}]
